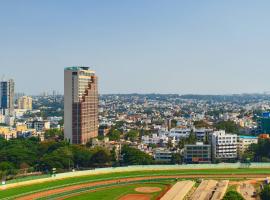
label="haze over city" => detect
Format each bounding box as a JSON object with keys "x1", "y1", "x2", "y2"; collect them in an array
[{"x1": 1, "y1": 0, "x2": 270, "y2": 95}]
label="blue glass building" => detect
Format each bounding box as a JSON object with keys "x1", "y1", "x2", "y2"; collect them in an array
[{"x1": 0, "y1": 79, "x2": 15, "y2": 115}]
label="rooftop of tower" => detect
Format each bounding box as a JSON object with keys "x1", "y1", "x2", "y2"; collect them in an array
[{"x1": 65, "y1": 66, "x2": 91, "y2": 71}]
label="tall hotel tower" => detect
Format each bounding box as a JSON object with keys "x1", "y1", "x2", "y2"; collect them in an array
[
  {"x1": 0, "y1": 79, "x2": 15, "y2": 115},
  {"x1": 64, "y1": 67, "x2": 99, "y2": 144}
]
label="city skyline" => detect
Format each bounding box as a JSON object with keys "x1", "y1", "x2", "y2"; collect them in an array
[
  {"x1": 1, "y1": 1, "x2": 270, "y2": 197},
  {"x1": 1, "y1": 1, "x2": 270, "y2": 95}
]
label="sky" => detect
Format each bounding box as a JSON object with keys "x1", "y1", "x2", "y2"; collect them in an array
[{"x1": 0, "y1": 0, "x2": 270, "y2": 95}]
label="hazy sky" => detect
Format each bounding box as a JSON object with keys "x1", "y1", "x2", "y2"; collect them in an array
[{"x1": 1, "y1": 0, "x2": 270, "y2": 95}]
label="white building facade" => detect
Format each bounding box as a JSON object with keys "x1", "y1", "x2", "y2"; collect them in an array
[
  {"x1": 169, "y1": 128, "x2": 191, "y2": 139},
  {"x1": 211, "y1": 130, "x2": 238, "y2": 160}
]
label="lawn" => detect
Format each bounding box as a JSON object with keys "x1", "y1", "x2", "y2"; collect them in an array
[
  {"x1": 1, "y1": 168, "x2": 270, "y2": 199},
  {"x1": 6, "y1": 174, "x2": 51, "y2": 184},
  {"x1": 64, "y1": 183, "x2": 166, "y2": 200},
  {"x1": 227, "y1": 184, "x2": 237, "y2": 192}
]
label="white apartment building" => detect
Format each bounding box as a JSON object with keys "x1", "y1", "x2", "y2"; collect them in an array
[
  {"x1": 142, "y1": 134, "x2": 161, "y2": 145},
  {"x1": 169, "y1": 128, "x2": 191, "y2": 139},
  {"x1": 211, "y1": 130, "x2": 238, "y2": 160},
  {"x1": 142, "y1": 134, "x2": 171, "y2": 146}
]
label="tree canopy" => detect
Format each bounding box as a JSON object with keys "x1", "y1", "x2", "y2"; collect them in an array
[
  {"x1": 260, "y1": 185, "x2": 270, "y2": 200},
  {"x1": 223, "y1": 191, "x2": 244, "y2": 200},
  {"x1": 108, "y1": 129, "x2": 121, "y2": 141},
  {"x1": 0, "y1": 138, "x2": 114, "y2": 178},
  {"x1": 121, "y1": 145, "x2": 154, "y2": 165},
  {"x1": 215, "y1": 120, "x2": 240, "y2": 134},
  {"x1": 44, "y1": 129, "x2": 64, "y2": 140},
  {"x1": 194, "y1": 120, "x2": 212, "y2": 128},
  {"x1": 124, "y1": 130, "x2": 139, "y2": 142},
  {"x1": 244, "y1": 139, "x2": 270, "y2": 162}
]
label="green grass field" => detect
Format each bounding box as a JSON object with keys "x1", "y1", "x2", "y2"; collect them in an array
[
  {"x1": 6, "y1": 174, "x2": 51, "y2": 184},
  {"x1": 1, "y1": 168, "x2": 270, "y2": 199},
  {"x1": 61, "y1": 183, "x2": 166, "y2": 200}
]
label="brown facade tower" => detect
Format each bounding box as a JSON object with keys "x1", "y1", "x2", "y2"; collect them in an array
[{"x1": 64, "y1": 67, "x2": 98, "y2": 144}]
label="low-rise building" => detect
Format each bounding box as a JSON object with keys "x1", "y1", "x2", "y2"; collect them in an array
[
  {"x1": 169, "y1": 128, "x2": 191, "y2": 139},
  {"x1": 91, "y1": 137, "x2": 121, "y2": 160},
  {"x1": 0, "y1": 114, "x2": 15, "y2": 126},
  {"x1": 194, "y1": 128, "x2": 213, "y2": 142},
  {"x1": 0, "y1": 126, "x2": 16, "y2": 140},
  {"x1": 98, "y1": 125, "x2": 110, "y2": 137},
  {"x1": 153, "y1": 148, "x2": 173, "y2": 162},
  {"x1": 184, "y1": 142, "x2": 211, "y2": 163},
  {"x1": 259, "y1": 134, "x2": 269, "y2": 139},
  {"x1": 14, "y1": 109, "x2": 28, "y2": 118},
  {"x1": 26, "y1": 120, "x2": 50, "y2": 132},
  {"x1": 17, "y1": 129, "x2": 39, "y2": 138},
  {"x1": 16, "y1": 124, "x2": 28, "y2": 132},
  {"x1": 142, "y1": 134, "x2": 170, "y2": 146},
  {"x1": 238, "y1": 135, "x2": 258, "y2": 156}
]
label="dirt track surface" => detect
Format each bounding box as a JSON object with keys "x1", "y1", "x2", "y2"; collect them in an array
[
  {"x1": 15, "y1": 174, "x2": 269, "y2": 200},
  {"x1": 119, "y1": 194, "x2": 150, "y2": 200},
  {"x1": 135, "y1": 187, "x2": 162, "y2": 193}
]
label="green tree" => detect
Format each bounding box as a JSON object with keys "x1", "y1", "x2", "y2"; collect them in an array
[
  {"x1": 194, "y1": 120, "x2": 211, "y2": 128},
  {"x1": 187, "y1": 132, "x2": 196, "y2": 144},
  {"x1": 0, "y1": 161, "x2": 17, "y2": 175},
  {"x1": 39, "y1": 146, "x2": 73, "y2": 172},
  {"x1": 215, "y1": 120, "x2": 240, "y2": 134},
  {"x1": 148, "y1": 144, "x2": 157, "y2": 149},
  {"x1": 170, "y1": 153, "x2": 182, "y2": 164},
  {"x1": 177, "y1": 132, "x2": 196, "y2": 149},
  {"x1": 113, "y1": 121, "x2": 125, "y2": 130},
  {"x1": 90, "y1": 148, "x2": 111, "y2": 167},
  {"x1": 167, "y1": 139, "x2": 173, "y2": 148},
  {"x1": 125, "y1": 130, "x2": 139, "y2": 142},
  {"x1": 171, "y1": 120, "x2": 177, "y2": 128},
  {"x1": 0, "y1": 139, "x2": 39, "y2": 168},
  {"x1": 248, "y1": 139, "x2": 270, "y2": 162},
  {"x1": 111, "y1": 146, "x2": 119, "y2": 166},
  {"x1": 0, "y1": 123, "x2": 8, "y2": 127},
  {"x1": 223, "y1": 191, "x2": 244, "y2": 200},
  {"x1": 139, "y1": 129, "x2": 151, "y2": 137},
  {"x1": 72, "y1": 145, "x2": 93, "y2": 168},
  {"x1": 44, "y1": 129, "x2": 63, "y2": 140},
  {"x1": 121, "y1": 145, "x2": 154, "y2": 165},
  {"x1": 108, "y1": 129, "x2": 121, "y2": 141},
  {"x1": 261, "y1": 185, "x2": 270, "y2": 200},
  {"x1": 241, "y1": 150, "x2": 255, "y2": 162},
  {"x1": 38, "y1": 141, "x2": 68, "y2": 155}
]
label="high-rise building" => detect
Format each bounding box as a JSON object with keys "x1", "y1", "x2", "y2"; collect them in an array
[
  {"x1": 211, "y1": 130, "x2": 238, "y2": 160},
  {"x1": 64, "y1": 66, "x2": 99, "y2": 144},
  {"x1": 0, "y1": 79, "x2": 15, "y2": 115},
  {"x1": 18, "y1": 96, "x2": 33, "y2": 110}
]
